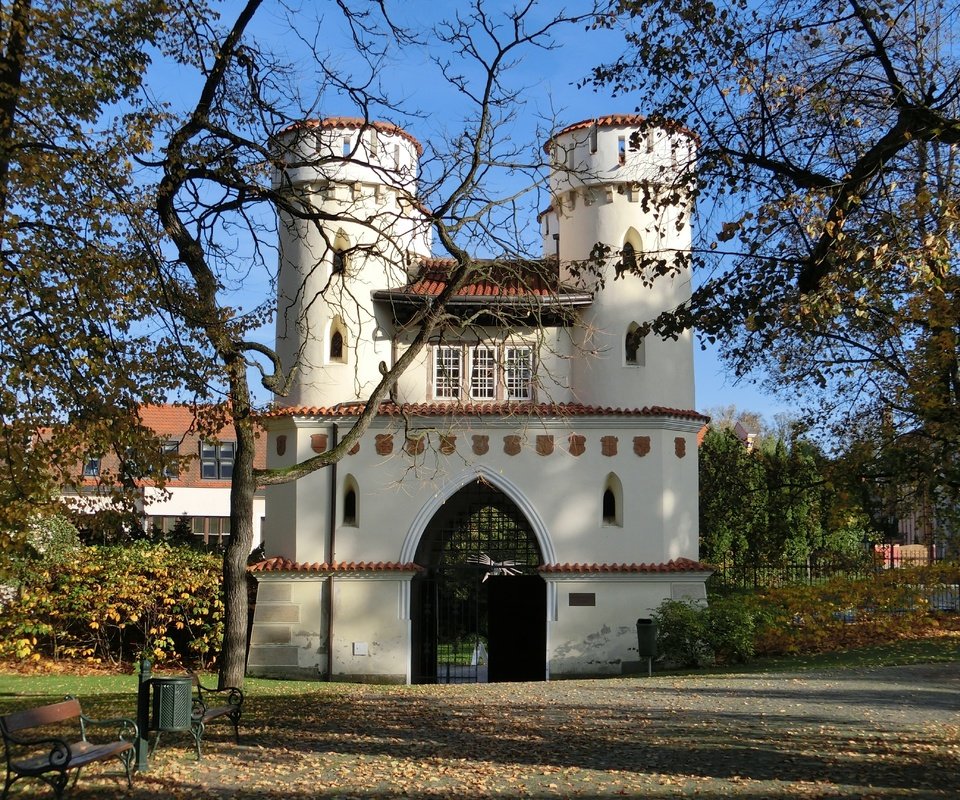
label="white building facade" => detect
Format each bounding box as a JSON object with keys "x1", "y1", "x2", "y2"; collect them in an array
[{"x1": 248, "y1": 116, "x2": 710, "y2": 683}]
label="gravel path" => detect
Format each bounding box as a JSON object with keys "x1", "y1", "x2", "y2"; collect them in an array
[{"x1": 63, "y1": 662, "x2": 960, "y2": 799}]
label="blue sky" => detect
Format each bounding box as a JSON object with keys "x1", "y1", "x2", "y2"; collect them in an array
[{"x1": 159, "y1": 0, "x2": 794, "y2": 422}]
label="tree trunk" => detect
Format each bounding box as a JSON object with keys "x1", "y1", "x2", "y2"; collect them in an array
[{"x1": 218, "y1": 359, "x2": 257, "y2": 688}]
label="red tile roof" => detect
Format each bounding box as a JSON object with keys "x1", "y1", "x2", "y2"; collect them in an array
[
  {"x1": 544, "y1": 114, "x2": 697, "y2": 153},
  {"x1": 249, "y1": 558, "x2": 424, "y2": 574},
  {"x1": 279, "y1": 117, "x2": 423, "y2": 155},
  {"x1": 539, "y1": 558, "x2": 711, "y2": 574},
  {"x1": 250, "y1": 557, "x2": 711, "y2": 575},
  {"x1": 375, "y1": 259, "x2": 590, "y2": 302},
  {"x1": 263, "y1": 401, "x2": 708, "y2": 422}
]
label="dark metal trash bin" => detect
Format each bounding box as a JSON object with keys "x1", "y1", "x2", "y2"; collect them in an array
[
  {"x1": 636, "y1": 618, "x2": 657, "y2": 658},
  {"x1": 151, "y1": 677, "x2": 193, "y2": 732}
]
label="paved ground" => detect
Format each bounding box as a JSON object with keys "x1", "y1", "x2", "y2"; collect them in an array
[{"x1": 56, "y1": 663, "x2": 960, "y2": 798}]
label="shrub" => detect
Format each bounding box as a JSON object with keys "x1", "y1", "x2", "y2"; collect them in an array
[
  {"x1": 651, "y1": 598, "x2": 713, "y2": 668},
  {"x1": 705, "y1": 595, "x2": 756, "y2": 663},
  {"x1": 0, "y1": 541, "x2": 223, "y2": 668}
]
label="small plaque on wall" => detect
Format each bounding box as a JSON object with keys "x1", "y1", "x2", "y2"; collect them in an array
[{"x1": 568, "y1": 593, "x2": 596, "y2": 607}]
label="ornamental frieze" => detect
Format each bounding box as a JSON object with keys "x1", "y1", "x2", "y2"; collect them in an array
[
  {"x1": 503, "y1": 435, "x2": 521, "y2": 456},
  {"x1": 439, "y1": 435, "x2": 457, "y2": 455},
  {"x1": 633, "y1": 436, "x2": 651, "y2": 457},
  {"x1": 375, "y1": 434, "x2": 394, "y2": 456},
  {"x1": 310, "y1": 433, "x2": 328, "y2": 453},
  {"x1": 536, "y1": 435, "x2": 554, "y2": 456},
  {"x1": 472, "y1": 435, "x2": 489, "y2": 456},
  {"x1": 568, "y1": 434, "x2": 586, "y2": 457},
  {"x1": 675, "y1": 437, "x2": 687, "y2": 458},
  {"x1": 601, "y1": 436, "x2": 618, "y2": 457}
]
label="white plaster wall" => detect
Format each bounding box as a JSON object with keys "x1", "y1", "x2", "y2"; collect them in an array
[
  {"x1": 141, "y1": 486, "x2": 265, "y2": 549},
  {"x1": 546, "y1": 576, "x2": 680, "y2": 677},
  {"x1": 284, "y1": 414, "x2": 701, "y2": 568},
  {"x1": 331, "y1": 576, "x2": 410, "y2": 682}
]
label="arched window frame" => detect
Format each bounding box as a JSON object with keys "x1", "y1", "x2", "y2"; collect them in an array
[{"x1": 602, "y1": 473, "x2": 624, "y2": 528}]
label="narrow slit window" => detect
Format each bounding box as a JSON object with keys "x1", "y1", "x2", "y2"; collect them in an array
[
  {"x1": 342, "y1": 135, "x2": 351, "y2": 157},
  {"x1": 330, "y1": 330, "x2": 344, "y2": 361},
  {"x1": 618, "y1": 136, "x2": 626, "y2": 165},
  {"x1": 343, "y1": 487, "x2": 357, "y2": 526},
  {"x1": 602, "y1": 489, "x2": 616, "y2": 524}
]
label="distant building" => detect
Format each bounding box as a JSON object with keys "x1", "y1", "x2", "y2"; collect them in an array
[{"x1": 61, "y1": 404, "x2": 266, "y2": 550}]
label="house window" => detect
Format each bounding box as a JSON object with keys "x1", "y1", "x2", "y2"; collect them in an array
[
  {"x1": 193, "y1": 515, "x2": 231, "y2": 547},
  {"x1": 83, "y1": 457, "x2": 101, "y2": 477},
  {"x1": 369, "y1": 128, "x2": 379, "y2": 158},
  {"x1": 332, "y1": 249, "x2": 346, "y2": 274},
  {"x1": 200, "y1": 441, "x2": 235, "y2": 479},
  {"x1": 470, "y1": 347, "x2": 497, "y2": 400},
  {"x1": 589, "y1": 124, "x2": 598, "y2": 154},
  {"x1": 617, "y1": 136, "x2": 626, "y2": 165},
  {"x1": 162, "y1": 441, "x2": 180, "y2": 478},
  {"x1": 342, "y1": 135, "x2": 351, "y2": 157},
  {"x1": 505, "y1": 347, "x2": 533, "y2": 401},
  {"x1": 434, "y1": 346, "x2": 462, "y2": 399}
]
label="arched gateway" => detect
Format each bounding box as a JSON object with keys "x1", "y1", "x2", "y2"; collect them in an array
[{"x1": 410, "y1": 480, "x2": 546, "y2": 684}]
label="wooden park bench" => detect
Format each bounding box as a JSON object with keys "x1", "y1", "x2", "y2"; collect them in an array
[{"x1": 0, "y1": 696, "x2": 136, "y2": 799}]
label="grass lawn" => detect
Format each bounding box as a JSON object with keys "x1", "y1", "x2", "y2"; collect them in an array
[{"x1": 0, "y1": 637, "x2": 957, "y2": 798}]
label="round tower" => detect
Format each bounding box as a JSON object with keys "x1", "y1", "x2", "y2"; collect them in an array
[
  {"x1": 272, "y1": 117, "x2": 432, "y2": 408},
  {"x1": 540, "y1": 115, "x2": 697, "y2": 410}
]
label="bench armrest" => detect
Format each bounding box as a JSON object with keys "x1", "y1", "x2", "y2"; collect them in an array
[
  {"x1": 192, "y1": 677, "x2": 244, "y2": 709},
  {"x1": 69, "y1": 699, "x2": 138, "y2": 744},
  {"x1": 1, "y1": 731, "x2": 72, "y2": 768}
]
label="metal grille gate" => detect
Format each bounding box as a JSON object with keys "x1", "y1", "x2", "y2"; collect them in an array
[{"x1": 411, "y1": 482, "x2": 542, "y2": 684}]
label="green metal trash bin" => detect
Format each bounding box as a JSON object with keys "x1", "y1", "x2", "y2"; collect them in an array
[
  {"x1": 151, "y1": 677, "x2": 193, "y2": 732},
  {"x1": 636, "y1": 618, "x2": 657, "y2": 658}
]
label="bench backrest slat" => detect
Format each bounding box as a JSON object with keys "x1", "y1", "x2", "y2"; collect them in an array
[{"x1": 1, "y1": 699, "x2": 80, "y2": 734}]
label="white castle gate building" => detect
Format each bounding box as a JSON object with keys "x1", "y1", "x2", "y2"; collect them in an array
[{"x1": 248, "y1": 115, "x2": 710, "y2": 683}]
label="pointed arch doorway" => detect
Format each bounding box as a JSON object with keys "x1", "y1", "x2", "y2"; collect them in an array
[{"x1": 410, "y1": 480, "x2": 546, "y2": 684}]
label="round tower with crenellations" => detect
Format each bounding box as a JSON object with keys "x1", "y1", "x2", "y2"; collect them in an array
[
  {"x1": 272, "y1": 117, "x2": 432, "y2": 409},
  {"x1": 540, "y1": 115, "x2": 696, "y2": 411}
]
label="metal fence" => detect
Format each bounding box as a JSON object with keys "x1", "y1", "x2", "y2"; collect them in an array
[{"x1": 708, "y1": 553, "x2": 947, "y2": 591}]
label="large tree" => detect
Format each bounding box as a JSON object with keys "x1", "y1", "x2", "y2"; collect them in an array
[
  {"x1": 0, "y1": 0, "x2": 209, "y2": 538},
  {"x1": 592, "y1": 1, "x2": 960, "y2": 505}
]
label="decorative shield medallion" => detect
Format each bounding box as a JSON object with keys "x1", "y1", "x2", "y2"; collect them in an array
[
  {"x1": 536, "y1": 435, "x2": 554, "y2": 456},
  {"x1": 503, "y1": 435, "x2": 521, "y2": 456},
  {"x1": 568, "y1": 434, "x2": 586, "y2": 457},
  {"x1": 633, "y1": 436, "x2": 651, "y2": 457},
  {"x1": 601, "y1": 436, "x2": 618, "y2": 457},
  {"x1": 405, "y1": 436, "x2": 425, "y2": 456},
  {"x1": 310, "y1": 433, "x2": 328, "y2": 453},
  {"x1": 375, "y1": 434, "x2": 394, "y2": 456},
  {"x1": 675, "y1": 437, "x2": 687, "y2": 458},
  {"x1": 439, "y1": 435, "x2": 457, "y2": 455},
  {"x1": 275, "y1": 435, "x2": 287, "y2": 456},
  {"x1": 472, "y1": 435, "x2": 489, "y2": 456},
  {"x1": 348, "y1": 442, "x2": 360, "y2": 455}
]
